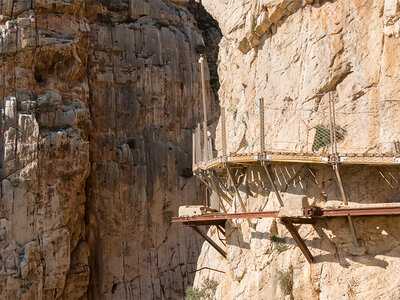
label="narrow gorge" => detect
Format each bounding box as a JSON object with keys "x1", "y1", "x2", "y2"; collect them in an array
[{"x1": 0, "y1": 0, "x2": 400, "y2": 300}]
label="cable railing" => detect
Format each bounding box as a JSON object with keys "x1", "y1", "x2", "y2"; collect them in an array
[{"x1": 193, "y1": 95, "x2": 400, "y2": 167}]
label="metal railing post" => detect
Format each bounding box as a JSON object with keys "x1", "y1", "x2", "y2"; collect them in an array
[
  {"x1": 259, "y1": 98, "x2": 265, "y2": 155},
  {"x1": 199, "y1": 55, "x2": 208, "y2": 162}
]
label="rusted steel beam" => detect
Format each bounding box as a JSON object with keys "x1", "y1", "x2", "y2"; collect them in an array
[
  {"x1": 182, "y1": 220, "x2": 226, "y2": 227},
  {"x1": 172, "y1": 211, "x2": 279, "y2": 223},
  {"x1": 191, "y1": 226, "x2": 227, "y2": 259},
  {"x1": 281, "y1": 219, "x2": 313, "y2": 264},
  {"x1": 173, "y1": 205, "x2": 400, "y2": 225},
  {"x1": 304, "y1": 206, "x2": 400, "y2": 217},
  {"x1": 178, "y1": 216, "x2": 312, "y2": 226},
  {"x1": 281, "y1": 217, "x2": 314, "y2": 224},
  {"x1": 333, "y1": 166, "x2": 359, "y2": 246}
]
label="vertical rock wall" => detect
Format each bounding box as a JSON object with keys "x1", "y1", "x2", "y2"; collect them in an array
[
  {"x1": 194, "y1": 0, "x2": 400, "y2": 299},
  {"x1": 0, "y1": 0, "x2": 214, "y2": 299},
  {"x1": 85, "y1": 1, "x2": 213, "y2": 299},
  {"x1": 0, "y1": 2, "x2": 90, "y2": 299}
]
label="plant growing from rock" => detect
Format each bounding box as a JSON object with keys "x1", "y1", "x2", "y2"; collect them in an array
[
  {"x1": 186, "y1": 278, "x2": 218, "y2": 300},
  {"x1": 271, "y1": 235, "x2": 288, "y2": 252},
  {"x1": 8, "y1": 177, "x2": 20, "y2": 187},
  {"x1": 276, "y1": 265, "x2": 294, "y2": 297}
]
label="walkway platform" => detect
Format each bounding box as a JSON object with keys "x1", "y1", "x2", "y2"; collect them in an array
[
  {"x1": 193, "y1": 152, "x2": 400, "y2": 172},
  {"x1": 173, "y1": 205, "x2": 400, "y2": 263}
]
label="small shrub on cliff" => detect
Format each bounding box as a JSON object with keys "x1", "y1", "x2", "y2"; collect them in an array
[
  {"x1": 271, "y1": 235, "x2": 288, "y2": 252},
  {"x1": 276, "y1": 265, "x2": 294, "y2": 297},
  {"x1": 8, "y1": 177, "x2": 20, "y2": 187},
  {"x1": 186, "y1": 278, "x2": 218, "y2": 300}
]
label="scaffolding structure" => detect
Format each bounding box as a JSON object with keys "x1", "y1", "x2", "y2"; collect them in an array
[
  {"x1": 173, "y1": 205, "x2": 400, "y2": 263},
  {"x1": 193, "y1": 94, "x2": 400, "y2": 169},
  {"x1": 182, "y1": 92, "x2": 400, "y2": 264},
  {"x1": 177, "y1": 60, "x2": 400, "y2": 265}
]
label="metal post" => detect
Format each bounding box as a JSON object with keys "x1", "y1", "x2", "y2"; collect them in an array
[
  {"x1": 207, "y1": 173, "x2": 233, "y2": 206},
  {"x1": 329, "y1": 91, "x2": 359, "y2": 246},
  {"x1": 225, "y1": 166, "x2": 254, "y2": 228},
  {"x1": 222, "y1": 107, "x2": 227, "y2": 157},
  {"x1": 331, "y1": 92, "x2": 338, "y2": 154},
  {"x1": 259, "y1": 98, "x2": 265, "y2": 154},
  {"x1": 328, "y1": 92, "x2": 336, "y2": 157},
  {"x1": 196, "y1": 123, "x2": 201, "y2": 163},
  {"x1": 199, "y1": 55, "x2": 208, "y2": 162},
  {"x1": 261, "y1": 162, "x2": 284, "y2": 207},
  {"x1": 192, "y1": 132, "x2": 196, "y2": 164},
  {"x1": 196, "y1": 172, "x2": 229, "y2": 213},
  {"x1": 334, "y1": 167, "x2": 359, "y2": 246},
  {"x1": 205, "y1": 187, "x2": 209, "y2": 207}
]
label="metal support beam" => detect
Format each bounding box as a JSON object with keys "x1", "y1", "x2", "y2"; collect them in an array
[
  {"x1": 282, "y1": 217, "x2": 315, "y2": 224},
  {"x1": 174, "y1": 210, "x2": 279, "y2": 223},
  {"x1": 196, "y1": 172, "x2": 213, "y2": 192},
  {"x1": 328, "y1": 91, "x2": 359, "y2": 247},
  {"x1": 281, "y1": 219, "x2": 313, "y2": 264},
  {"x1": 225, "y1": 166, "x2": 254, "y2": 228},
  {"x1": 199, "y1": 55, "x2": 209, "y2": 162},
  {"x1": 197, "y1": 172, "x2": 230, "y2": 213},
  {"x1": 261, "y1": 162, "x2": 284, "y2": 207},
  {"x1": 207, "y1": 173, "x2": 233, "y2": 206},
  {"x1": 195, "y1": 123, "x2": 201, "y2": 164},
  {"x1": 304, "y1": 205, "x2": 400, "y2": 217},
  {"x1": 259, "y1": 98, "x2": 265, "y2": 154},
  {"x1": 221, "y1": 107, "x2": 227, "y2": 157},
  {"x1": 333, "y1": 166, "x2": 359, "y2": 246},
  {"x1": 191, "y1": 226, "x2": 227, "y2": 259}
]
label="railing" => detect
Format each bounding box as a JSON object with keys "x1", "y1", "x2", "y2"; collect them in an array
[{"x1": 193, "y1": 93, "x2": 400, "y2": 167}]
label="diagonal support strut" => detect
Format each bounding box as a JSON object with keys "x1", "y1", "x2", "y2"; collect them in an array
[
  {"x1": 191, "y1": 226, "x2": 227, "y2": 259},
  {"x1": 281, "y1": 218, "x2": 313, "y2": 264},
  {"x1": 333, "y1": 166, "x2": 359, "y2": 246},
  {"x1": 328, "y1": 91, "x2": 359, "y2": 246},
  {"x1": 225, "y1": 165, "x2": 254, "y2": 228},
  {"x1": 261, "y1": 162, "x2": 284, "y2": 207}
]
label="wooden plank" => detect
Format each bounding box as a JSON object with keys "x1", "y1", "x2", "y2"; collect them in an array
[{"x1": 172, "y1": 210, "x2": 279, "y2": 223}]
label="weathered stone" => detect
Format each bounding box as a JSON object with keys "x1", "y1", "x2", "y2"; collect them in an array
[
  {"x1": 197, "y1": 0, "x2": 400, "y2": 298},
  {"x1": 0, "y1": 0, "x2": 217, "y2": 299},
  {"x1": 254, "y1": 11, "x2": 272, "y2": 37},
  {"x1": 238, "y1": 37, "x2": 252, "y2": 54}
]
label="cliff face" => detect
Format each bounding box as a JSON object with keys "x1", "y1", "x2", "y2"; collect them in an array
[
  {"x1": 0, "y1": 1, "x2": 214, "y2": 299},
  {"x1": 194, "y1": 0, "x2": 400, "y2": 299},
  {"x1": 85, "y1": 1, "x2": 216, "y2": 299}
]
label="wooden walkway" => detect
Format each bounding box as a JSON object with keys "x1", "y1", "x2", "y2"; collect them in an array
[{"x1": 193, "y1": 152, "x2": 400, "y2": 172}]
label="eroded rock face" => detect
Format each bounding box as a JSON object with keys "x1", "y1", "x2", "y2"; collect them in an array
[
  {"x1": 85, "y1": 1, "x2": 215, "y2": 299},
  {"x1": 0, "y1": 0, "x2": 215, "y2": 299},
  {"x1": 194, "y1": 0, "x2": 400, "y2": 299}
]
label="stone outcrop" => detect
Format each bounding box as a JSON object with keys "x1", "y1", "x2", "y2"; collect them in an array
[
  {"x1": 0, "y1": 0, "x2": 217, "y2": 299},
  {"x1": 193, "y1": 0, "x2": 400, "y2": 299}
]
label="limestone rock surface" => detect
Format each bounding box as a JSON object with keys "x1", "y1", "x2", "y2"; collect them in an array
[
  {"x1": 194, "y1": 0, "x2": 400, "y2": 299},
  {"x1": 0, "y1": 0, "x2": 215, "y2": 299}
]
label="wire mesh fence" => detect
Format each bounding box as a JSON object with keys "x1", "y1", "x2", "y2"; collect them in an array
[{"x1": 193, "y1": 94, "x2": 400, "y2": 165}]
